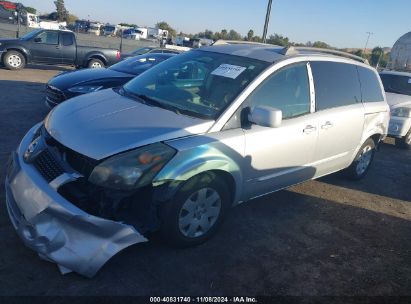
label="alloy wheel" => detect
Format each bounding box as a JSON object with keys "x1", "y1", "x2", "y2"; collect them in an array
[{"x1": 356, "y1": 145, "x2": 373, "y2": 175}]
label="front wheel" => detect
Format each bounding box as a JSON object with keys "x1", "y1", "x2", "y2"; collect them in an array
[
  {"x1": 395, "y1": 129, "x2": 411, "y2": 150},
  {"x1": 3, "y1": 50, "x2": 26, "y2": 70},
  {"x1": 87, "y1": 58, "x2": 105, "y2": 68},
  {"x1": 344, "y1": 138, "x2": 376, "y2": 180},
  {"x1": 160, "y1": 173, "x2": 231, "y2": 247}
]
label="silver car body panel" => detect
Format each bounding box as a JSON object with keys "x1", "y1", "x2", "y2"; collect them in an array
[
  {"x1": 156, "y1": 128, "x2": 246, "y2": 204},
  {"x1": 158, "y1": 56, "x2": 389, "y2": 203},
  {"x1": 5, "y1": 124, "x2": 147, "y2": 277},
  {"x1": 45, "y1": 89, "x2": 214, "y2": 160},
  {"x1": 385, "y1": 92, "x2": 411, "y2": 137},
  {"x1": 389, "y1": 116, "x2": 411, "y2": 137},
  {"x1": 386, "y1": 92, "x2": 411, "y2": 108}
]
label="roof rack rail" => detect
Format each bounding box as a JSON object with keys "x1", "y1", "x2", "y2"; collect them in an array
[
  {"x1": 212, "y1": 39, "x2": 271, "y2": 46},
  {"x1": 280, "y1": 46, "x2": 369, "y2": 65}
]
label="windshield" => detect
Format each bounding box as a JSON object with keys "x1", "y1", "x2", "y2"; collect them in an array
[
  {"x1": 21, "y1": 29, "x2": 42, "y2": 40},
  {"x1": 132, "y1": 47, "x2": 154, "y2": 55},
  {"x1": 105, "y1": 26, "x2": 115, "y2": 31},
  {"x1": 380, "y1": 74, "x2": 411, "y2": 96},
  {"x1": 122, "y1": 50, "x2": 269, "y2": 119},
  {"x1": 110, "y1": 54, "x2": 172, "y2": 75}
]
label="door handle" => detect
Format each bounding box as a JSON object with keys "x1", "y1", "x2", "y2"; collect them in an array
[
  {"x1": 303, "y1": 125, "x2": 317, "y2": 134},
  {"x1": 55, "y1": 45, "x2": 61, "y2": 49},
  {"x1": 321, "y1": 121, "x2": 333, "y2": 129}
]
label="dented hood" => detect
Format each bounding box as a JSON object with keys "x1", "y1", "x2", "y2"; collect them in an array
[{"x1": 45, "y1": 89, "x2": 214, "y2": 160}]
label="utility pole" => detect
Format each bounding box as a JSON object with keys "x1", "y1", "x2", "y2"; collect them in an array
[
  {"x1": 262, "y1": 0, "x2": 273, "y2": 43},
  {"x1": 15, "y1": 3, "x2": 23, "y2": 38},
  {"x1": 363, "y1": 31, "x2": 374, "y2": 56},
  {"x1": 120, "y1": 29, "x2": 123, "y2": 53}
]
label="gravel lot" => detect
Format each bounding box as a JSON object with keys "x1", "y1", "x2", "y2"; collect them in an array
[{"x1": 0, "y1": 66, "x2": 410, "y2": 297}]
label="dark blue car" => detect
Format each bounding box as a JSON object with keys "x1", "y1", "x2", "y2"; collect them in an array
[{"x1": 45, "y1": 52, "x2": 175, "y2": 107}]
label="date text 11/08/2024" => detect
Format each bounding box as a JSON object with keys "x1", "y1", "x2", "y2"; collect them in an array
[{"x1": 149, "y1": 297, "x2": 258, "y2": 303}]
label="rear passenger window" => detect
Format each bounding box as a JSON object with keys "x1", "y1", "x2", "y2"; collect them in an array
[
  {"x1": 246, "y1": 63, "x2": 310, "y2": 119},
  {"x1": 62, "y1": 33, "x2": 74, "y2": 46},
  {"x1": 357, "y1": 67, "x2": 384, "y2": 102},
  {"x1": 311, "y1": 61, "x2": 361, "y2": 111}
]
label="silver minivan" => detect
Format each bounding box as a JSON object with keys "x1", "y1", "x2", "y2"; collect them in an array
[{"x1": 5, "y1": 43, "x2": 389, "y2": 277}]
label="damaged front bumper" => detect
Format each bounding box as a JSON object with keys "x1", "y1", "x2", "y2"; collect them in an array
[{"x1": 4, "y1": 124, "x2": 147, "y2": 278}]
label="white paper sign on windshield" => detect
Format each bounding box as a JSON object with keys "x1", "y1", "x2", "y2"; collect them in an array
[
  {"x1": 408, "y1": 78, "x2": 411, "y2": 84},
  {"x1": 211, "y1": 64, "x2": 247, "y2": 79}
]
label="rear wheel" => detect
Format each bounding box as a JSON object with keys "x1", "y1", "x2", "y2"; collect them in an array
[
  {"x1": 87, "y1": 58, "x2": 105, "y2": 68},
  {"x1": 160, "y1": 173, "x2": 231, "y2": 247},
  {"x1": 344, "y1": 138, "x2": 376, "y2": 180},
  {"x1": 3, "y1": 50, "x2": 26, "y2": 70},
  {"x1": 395, "y1": 129, "x2": 411, "y2": 150}
]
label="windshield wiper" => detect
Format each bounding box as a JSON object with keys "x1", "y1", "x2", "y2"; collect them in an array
[
  {"x1": 120, "y1": 88, "x2": 210, "y2": 119},
  {"x1": 137, "y1": 94, "x2": 209, "y2": 118},
  {"x1": 119, "y1": 88, "x2": 153, "y2": 106},
  {"x1": 134, "y1": 93, "x2": 165, "y2": 107}
]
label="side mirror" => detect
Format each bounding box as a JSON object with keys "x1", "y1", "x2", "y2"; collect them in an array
[
  {"x1": 248, "y1": 106, "x2": 282, "y2": 128},
  {"x1": 34, "y1": 37, "x2": 42, "y2": 43}
]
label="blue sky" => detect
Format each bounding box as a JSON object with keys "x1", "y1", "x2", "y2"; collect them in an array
[{"x1": 19, "y1": 0, "x2": 410, "y2": 48}]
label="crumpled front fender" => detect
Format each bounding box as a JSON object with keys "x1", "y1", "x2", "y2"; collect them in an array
[{"x1": 4, "y1": 124, "x2": 147, "y2": 278}]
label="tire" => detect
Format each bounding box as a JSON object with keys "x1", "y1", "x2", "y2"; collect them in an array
[
  {"x1": 87, "y1": 58, "x2": 105, "y2": 68},
  {"x1": 160, "y1": 173, "x2": 231, "y2": 247},
  {"x1": 3, "y1": 50, "x2": 26, "y2": 70},
  {"x1": 344, "y1": 138, "x2": 376, "y2": 180},
  {"x1": 394, "y1": 129, "x2": 411, "y2": 150}
]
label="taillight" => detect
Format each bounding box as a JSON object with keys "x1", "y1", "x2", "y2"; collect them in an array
[{"x1": 116, "y1": 50, "x2": 120, "y2": 60}]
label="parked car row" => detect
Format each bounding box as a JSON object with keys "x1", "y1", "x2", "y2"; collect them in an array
[
  {"x1": 5, "y1": 41, "x2": 404, "y2": 278},
  {"x1": 0, "y1": 29, "x2": 190, "y2": 71}
]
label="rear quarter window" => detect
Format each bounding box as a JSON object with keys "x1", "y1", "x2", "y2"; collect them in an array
[
  {"x1": 357, "y1": 67, "x2": 384, "y2": 102},
  {"x1": 311, "y1": 61, "x2": 361, "y2": 111}
]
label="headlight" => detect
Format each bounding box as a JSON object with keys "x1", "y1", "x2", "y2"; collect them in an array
[
  {"x1": 89, "y1": 143, "x2": 176, "y2": 191},
  {"x1": 391, "y1": 107, "x2": 411, "y2": 118},
  {"x1": 67, "y1": 85, "x2": 103, "y2": 93}
]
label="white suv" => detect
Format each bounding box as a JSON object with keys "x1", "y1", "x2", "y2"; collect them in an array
[
  {"x1": 380, "y1": 70, "x2": 411, "y2": 149},
  {"x1": 5, "y1": 43, "x2": 389, "y2": 277}
]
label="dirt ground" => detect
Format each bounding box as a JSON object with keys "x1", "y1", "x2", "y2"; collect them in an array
[{"x1": 0, "y1": 66, "x2": 410, "y2": 297}]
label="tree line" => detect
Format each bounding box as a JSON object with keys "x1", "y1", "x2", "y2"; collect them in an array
[
  {"x1": 38, "y1": 1, "x2": 390, "y2": 68},
  {"x1": 163, "y1": 25, "x2": 389, "y2": 67}
]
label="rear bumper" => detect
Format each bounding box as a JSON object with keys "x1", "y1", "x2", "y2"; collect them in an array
[
  {"x1": 4, "y1": 124, "x2": 147, "y2": 277},
  {"x1": 388, "y1": 116, "x2": 411, "y2": 137}
]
